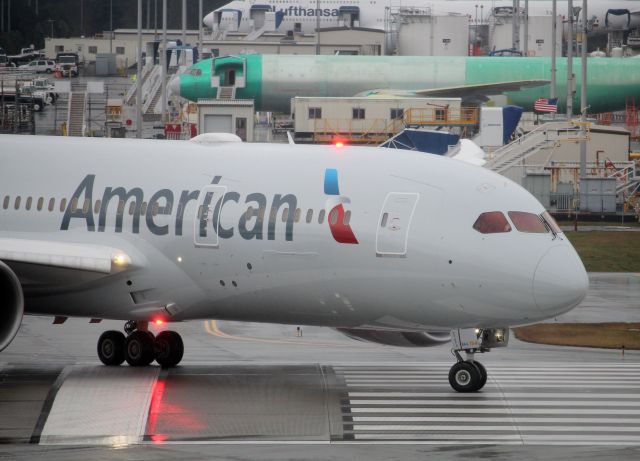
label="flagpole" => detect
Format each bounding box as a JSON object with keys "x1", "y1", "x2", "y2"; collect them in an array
[
  {"x1": 579, "y1": 0, "x2": 588, "y2": 182},
  {"x1": 566, "y1": 0, "x2": 574, "y2": 118}
]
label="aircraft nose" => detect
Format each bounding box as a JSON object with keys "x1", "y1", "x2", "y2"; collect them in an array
[
  {"x1": 203, "y1": 12, "x2": 214, "y2": 29},
  {"x1": 533, "y1": 245, "x2": 588, "y2": 314},
  {"x1": 168, "y1": 75, "x2": 181, "y2": 97}
]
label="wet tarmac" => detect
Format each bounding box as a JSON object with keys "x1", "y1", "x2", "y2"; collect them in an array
[{"x1": 0, "y1": 273, "x2": 639, "y2": 460}]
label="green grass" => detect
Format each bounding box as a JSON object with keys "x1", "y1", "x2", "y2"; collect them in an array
[{"x1": 565, "y1": 231, "x2": 640, "y2": 272}]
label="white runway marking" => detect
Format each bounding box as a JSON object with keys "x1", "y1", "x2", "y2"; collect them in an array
[
  {"x1": 338, "y1": 363, "x2": 640, "y2": 445},
  {"x1": 39, "y1": 366, "x2": 159, "y2": 445}
]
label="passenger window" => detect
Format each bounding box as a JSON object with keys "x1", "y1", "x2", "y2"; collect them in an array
[
  {"x1": 472, "y1": 211, "x2": 511, "y2": 234},
  {"x1": 294, "y1": 208, "x2": 301, "y2": 223},
  {"x1": 71, "y1": 197, "x2": 78, "y2": 211},
  {"x1": 117, "y1": 200, "x2": 125, "y2": 215},
  {"x1": 152, "y1": 202, "x2": 159, "y2": 216},
  {"x1": 318, "y1": 209, "x2": 325, "y2": 224},
  {"x1": 37, "y1": 197, "x2": 43, "y2": 211},
  {"x1": 344, "y1": 210, "x2": 351, "y2": 225},
  {"x1": 14, "y1": 196, "x2": 21, "y2": 210},
  {"x1": 26, "y1": 197, "x2": 32, "y2": 211},
  {"x1": 48, "y1": 198, "x2": 55, "y2": 211},
  {"x1": 245, "y1": 206, "x2": 254, "y2": 219},
  {"x1": 3, "y1": 196, "x2": 9, "y2": 209},
  {"x1": 381, "y1": 212, "x2": 388, "y2": 228},
  {"x1": 94, "y1": 200, "x2": 101, "y2": 214},
  {"x1": 60, "y1": 198, "x2": 67, "y2": 212},
  {"x1": 329, "y1": 208, "x2": 338, "y2": 225},
  {"x1": 129, "y1": 201, "x2": 136, "y2": 215},
  {"x1": 83, "y1": 199, "x2": 90, "y2": 214},
  {"x1": 141, "y1": 202, "x2": 148, "y2": 215},
  {"x1": 306, "y1": 209, "x2": 313, "y2": 223},
  {"x1": 508, "y1": 211, "x2": 547, "y2": 233},
  {"x1": 282, "y1": 208, "x2": 289, "y2": 222}
]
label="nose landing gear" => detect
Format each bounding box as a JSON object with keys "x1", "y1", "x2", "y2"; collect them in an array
[
  {"x1": 97, "y1": 321, "x2": 184, "y2": 368},
  {"x1": 448, "y1": 328, "x2": 508, "y2": 393}
]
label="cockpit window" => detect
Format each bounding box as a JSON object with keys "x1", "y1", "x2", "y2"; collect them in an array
[
  {"x1": 541, "y1": 211, "x2": 563, "y2": 235},
  {"x1": 473, "y1": 211, "x2": 511, "y2": 234},
  {"x1": 508, "y1": 211, "x2": 547, "y2": 233},
  {"x1": 188, "y1": 68, "x2": 202, "y2": 76}
]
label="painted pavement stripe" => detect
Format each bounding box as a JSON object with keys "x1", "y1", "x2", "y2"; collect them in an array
[{"x1": 38, "y1": 366, "x2": 159, "y2": 446}]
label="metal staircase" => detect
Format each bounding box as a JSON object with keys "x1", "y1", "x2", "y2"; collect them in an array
[
  {"x1": 217, "y1": 86, "x2": 235, "y2": 100},
  {"x1": 67, "y1": 83, "x2": 87, "y2": 137},
  {"x1": 245, "y1": 26, "x2": 267, "y2": 41},
  {"x1": 484, "y1": 121, "x2": 579, "y2": 174}
]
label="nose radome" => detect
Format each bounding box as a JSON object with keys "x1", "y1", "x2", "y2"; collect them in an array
[
  {"x1": 168, "y1": 75, "x2": 180, "y2": 97},
  {"x1": 203, "y1": 12, "x2": 214, "y2": 29},
  {"x1": 533, "y1": 245, "x2": 588, "y2": 314}
]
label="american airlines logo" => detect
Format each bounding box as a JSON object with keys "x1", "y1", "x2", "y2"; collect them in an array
[
  {"x1": 60, "y1": 173, "x2": 358, "y2": 244},
  {"x1": 324, "y1": 168, "x2": 358, "y2": 244},
  {"x1": 272, "y1": 6, "x2": 340, "y2": 17}
]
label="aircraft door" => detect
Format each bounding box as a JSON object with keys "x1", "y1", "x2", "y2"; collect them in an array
[
  {"x1": 251, "y1": 10, "x2": 266, "y2": 29},
  {"x1": 224, "y1": 69, "x2": 235, "y2": 86},
  {"x1": 376, "y1": 192, "x2": 419, "y2": 257},
  {"x1": 194, "y1": 185, "x2": 227, "y2": 248}
]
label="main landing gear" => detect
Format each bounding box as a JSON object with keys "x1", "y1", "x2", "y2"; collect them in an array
[
  {"x1": 448, "y1": 327, "x2": 509, "y2": 393},
  {"x1": 97, "y1": 321, "x2": 184, "y2": 368}
]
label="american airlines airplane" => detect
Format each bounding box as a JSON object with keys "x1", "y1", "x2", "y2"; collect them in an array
[
  {"x1": 204, "y1": 0, "x2": 640, "y2": 36},
  {"x1": 0, "y1": 134, "x2": 588, "y2": 393}
]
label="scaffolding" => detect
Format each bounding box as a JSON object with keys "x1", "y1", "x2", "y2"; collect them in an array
[{"x1": 625, "y1": 97, "x2": 639, "y2": 140}]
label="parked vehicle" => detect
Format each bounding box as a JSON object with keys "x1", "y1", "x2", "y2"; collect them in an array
[
  {"x1": 55, "y1": 53, "x2": 79, "y2": 77},
  {"x1": 0, "y1": 93, "x2": 46, "y2": 111},
  {"x1": 19, "y1": 59, "x2": 56, "y2": 73}
]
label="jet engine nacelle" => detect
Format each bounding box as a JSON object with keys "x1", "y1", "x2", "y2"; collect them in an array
[
  {"x1": 336, "y1": 328, "x2": 451, "y2": 347},
  {"x1": 0, "y1": 261, "x2": 24, "y2": 352}
]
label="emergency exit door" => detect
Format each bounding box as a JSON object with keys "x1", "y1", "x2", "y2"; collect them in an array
[{"x1": 376, "y1": 192, "x2": 419, "y2": 257}]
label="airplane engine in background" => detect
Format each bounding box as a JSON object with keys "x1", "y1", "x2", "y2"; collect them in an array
[
  {"x1": 0, "y1": 261, "x2": 24, "y2": 352},
  {"x1": 336, "y1": 328, "x2": 451, "y2": 347}
]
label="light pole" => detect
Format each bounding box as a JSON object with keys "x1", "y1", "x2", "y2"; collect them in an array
[
  {"x1": 199, "y1": 0, "x2": 203, "y2": 57},
  {"x1": 161, "y1": 0, "x2": 167, "y2": 123},
  {"x1": 551, "y1": 0, "x2": 557, "y2": 100},
  {"x1": 136, "y1": 0, "x2": 143, "y2": 139},
  {"x1": 109, "y1": 0, "x2": 113, "y2": 54},
  {"x1": 47, "y1": 18, "x2": 54, "y2": 38}
]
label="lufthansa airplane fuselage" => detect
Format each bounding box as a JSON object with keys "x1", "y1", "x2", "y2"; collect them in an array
[
  {"x1": 0, "y1": 135, "x2": 587, "y2": 390},
  {"x1": 204, "y1": 0, "x2": 640, "y2": 36}
]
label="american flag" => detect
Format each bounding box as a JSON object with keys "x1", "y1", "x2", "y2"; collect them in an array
[{"x1": 534, "y1": 97, "x2": 558, "y2": 113}]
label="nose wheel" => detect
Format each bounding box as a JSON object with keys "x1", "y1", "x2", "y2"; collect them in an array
[
  {"x1": 448, "y1": 327, "x2": 508, "y2": 393},
  {"x1": 97, "y1": 321, "x2": 184, "y2": 368},
  {"x1": 448, "y1": 360, "x2": 487, "y2": 392}
]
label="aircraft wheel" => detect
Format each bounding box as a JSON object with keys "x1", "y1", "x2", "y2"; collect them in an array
[
  {"x1": 154, "y1": 331, "x2": 184, "y2": 368},
  {"x1": 125, "y1": 330, "x2": 155, "y2": 366},
  {"x1": 97, "y1": 330, "x2": 125, "y2": 366},
  {"x1": 472, "y1": 361, "x2": 488, "y2": 390},
  {"x1": 448, "y1": 361, "x2": 481, "y2": 393}
]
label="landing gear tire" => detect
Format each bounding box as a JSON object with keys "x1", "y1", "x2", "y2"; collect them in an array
[
  {"x1": 97, "y1": 330, "x2": 125, "y2": 366},
  {"x1": 449, "y1": 361, "x2": 482, "y2": 393},
  {"x1": 124, "y1": 330, "x2": 155, "y2": 366},
  {"x1": 154, "y1": 331, "x2": 184, "y2": 368},
  {"x1": 472, "y1": 361, "x2": 488, "y2": 390}
]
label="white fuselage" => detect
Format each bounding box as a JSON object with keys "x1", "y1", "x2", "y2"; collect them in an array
[
  {"x1": 0, "y1": 135, "x2": 587, "y2": 332},
  {"x1": 204, "y1": 0, "x2": 640, "y2": 36}
]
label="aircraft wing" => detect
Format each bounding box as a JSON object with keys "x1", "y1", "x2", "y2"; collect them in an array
[
  {"x1": 0, "y1": 238, "x2": 134, "y2": 287},
  {"x1": 414, "y1": 80, "x2": 550, "y2": 102}
]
